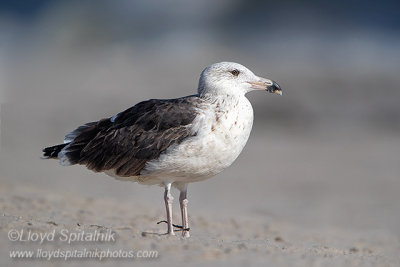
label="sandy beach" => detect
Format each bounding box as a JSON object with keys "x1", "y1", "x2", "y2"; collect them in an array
[{"x1": 1, "y1": 132, "x2": 399, "y2": 266}]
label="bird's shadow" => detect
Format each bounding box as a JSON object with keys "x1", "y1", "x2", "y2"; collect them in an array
[
  {"x1": 141, "y1": 231, "x2": 168, "y2": 237},
  {"x1": 141, "y1": 230, "x2": 186, "y2": 237}
]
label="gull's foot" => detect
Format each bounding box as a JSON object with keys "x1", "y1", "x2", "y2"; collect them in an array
[
  {"x1": 181, "y1": 230, "x2": 190, "y2": 238},
  {"x1": 157, "y1": 220, "x2": 190, "y2": 235}
]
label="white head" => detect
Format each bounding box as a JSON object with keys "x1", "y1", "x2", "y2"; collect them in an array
[{"x1": 197, "y1": 62, "x2": 282, "y2": 97}]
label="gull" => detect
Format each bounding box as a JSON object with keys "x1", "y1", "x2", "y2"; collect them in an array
[{"x1": 42, "y1": 62, "x2": 282, "y2": 237}]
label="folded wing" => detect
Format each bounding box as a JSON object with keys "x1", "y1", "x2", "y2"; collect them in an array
[{"x1": 44, "y1": 96, "x2": 201, "y2": 177}]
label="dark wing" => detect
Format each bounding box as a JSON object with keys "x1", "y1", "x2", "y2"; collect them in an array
[{"x1": 52, "y1": 96, "x2": 201, "y2": 176}]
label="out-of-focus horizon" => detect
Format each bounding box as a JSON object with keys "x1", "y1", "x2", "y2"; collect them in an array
[
  {"x1": 1, "y1": 0, "x2": 399, "y2": 236},
  {"x1": 1, "y1": 0, "x2": 400, "y2": 133}
]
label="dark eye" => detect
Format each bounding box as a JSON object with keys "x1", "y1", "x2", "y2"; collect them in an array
[{"x1": 230, "y1": 69, "x2": 240, "y2": 76}]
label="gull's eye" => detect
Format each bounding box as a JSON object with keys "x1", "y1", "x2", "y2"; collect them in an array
[{"x1": 230, "y1": 69, "x2": 240, "y2": 77}]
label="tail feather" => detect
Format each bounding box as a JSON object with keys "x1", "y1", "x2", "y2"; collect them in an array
[
  {"x1": 42, "y1": 119, "x2": 110, "y2": 164},
  {"x1": 42, "y1": 143, "x2": 68, "y2": 159}
]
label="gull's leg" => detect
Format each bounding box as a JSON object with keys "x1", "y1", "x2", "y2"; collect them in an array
[
  {"x1": 164, "y1": 182, "x2": 175, "y2": 235},
  {"x1": 179, "y1": 185, "x2": 190, "y2": 238}
]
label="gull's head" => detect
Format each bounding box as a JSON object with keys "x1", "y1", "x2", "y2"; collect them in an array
[{"x1": 198, "y1": 62, "x2": 282, "y2": 97}]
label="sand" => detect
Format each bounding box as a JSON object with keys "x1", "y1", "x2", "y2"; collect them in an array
[
  {"x1": 1, "y1": 183, "x2": 398, "y2": 267},
  {"x1": 1, "y1": 132, "x2": 399, "y2": 267}
]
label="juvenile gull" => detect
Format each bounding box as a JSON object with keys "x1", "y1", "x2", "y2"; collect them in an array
[{"x1": 42, "y1": 62, "x2": 282, "y2": 237}]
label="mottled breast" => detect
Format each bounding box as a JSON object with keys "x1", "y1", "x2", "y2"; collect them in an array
[{"x1": 141, "y1": 95, "x2": 254, "y2": 183}]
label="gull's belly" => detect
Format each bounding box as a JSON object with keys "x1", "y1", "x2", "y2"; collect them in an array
[
  {"x1": 141, "y1": 97, "x2": 254, "y2": 183},
  {"x1": 191, "y1": 113, "x2": 253, "y2": 175}
]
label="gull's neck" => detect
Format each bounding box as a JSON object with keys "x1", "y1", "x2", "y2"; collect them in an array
[
  {"x1": 198, "y1": 92, "x2": 251, "y2": 114},
  {"x1": 199, "y1": 92, "x2": 246, "y2": 103}
]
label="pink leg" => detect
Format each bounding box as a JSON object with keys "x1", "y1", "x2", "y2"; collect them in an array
[
  {"x1": 179, "y1": 187, "x2": 190, "y2": 238},
  {"x1": 164, "y1": 183, "x2": 175, "y2": 235}
]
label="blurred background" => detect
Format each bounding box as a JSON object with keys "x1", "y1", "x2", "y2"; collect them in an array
[{"x1": 0, "y1": 0, "x2": 399, "y2": 235}]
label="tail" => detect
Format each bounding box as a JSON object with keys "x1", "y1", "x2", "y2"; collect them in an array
[
  {"x1": 42, "y1": 143, "x2": 68, "y2": 159},
  {"x1": 41, "y1": 119, "x2": 111, "y2": 165}
]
